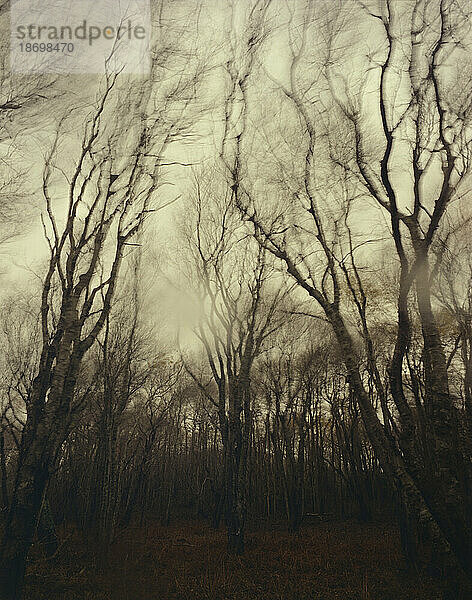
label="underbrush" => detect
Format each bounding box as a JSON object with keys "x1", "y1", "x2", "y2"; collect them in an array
[{"x1": 24, "y1": 520, "x2": 467, "y2": 599}]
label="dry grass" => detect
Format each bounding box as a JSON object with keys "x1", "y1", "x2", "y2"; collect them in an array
[{"x1": 24, "y1": 520, "x2": 468, "y2": 600}]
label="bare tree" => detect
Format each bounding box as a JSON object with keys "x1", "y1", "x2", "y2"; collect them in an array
[
  {"x1": 222, "y1": 0, "x2": 472, "y2": 585},
  {"x1": 179, "y1": 169, "x2": 284, "y2": 553},
  {"x1": 0, "y1": 21, "x2": 206, "y2": 590}
]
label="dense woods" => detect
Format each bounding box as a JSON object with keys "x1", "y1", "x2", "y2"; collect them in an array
[{"x1": 1, "y1": 0, "x2": 472, "y2": 598}]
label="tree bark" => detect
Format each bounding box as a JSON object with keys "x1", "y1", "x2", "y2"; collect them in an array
[{"x1": 325, "y1": 303, "x2": 470, "y2": 581}]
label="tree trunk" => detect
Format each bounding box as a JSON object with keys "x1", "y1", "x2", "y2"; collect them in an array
[
  {"x1": 325, "y1": 303, "x2": 470, "y2": 582},
  {"x1": 37, "y1": 495, "x2": 59, "y2": 558},
  {"x1": 0, "y1": 450, "x2": 49, "y2": 600},
  {"x1": 0, "y1": 431, "x2": 8, "y2": 512}
]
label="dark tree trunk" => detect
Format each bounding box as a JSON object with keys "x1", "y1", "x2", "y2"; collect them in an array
[
  {"x1": 37, "y1": 495, "x2": 59, "y2": 558},
  {"x1": 0, "y1": 431, "x2": 8, "y2": 512},
  {"x1": 0, "y1": 456, "x2": 49, "y2": 600},
  {"x1": 325, "y1": 303, "x2": 471, "y2": 582}
]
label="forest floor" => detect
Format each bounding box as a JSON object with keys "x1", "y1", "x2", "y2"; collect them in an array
[{"x1": 24, "y1": 519, "x2": 469, "y2": 600}]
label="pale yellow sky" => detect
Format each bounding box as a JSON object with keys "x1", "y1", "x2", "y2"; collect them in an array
[{"x1": 1, "y1": 0, "x2": 470, "y2": 339}]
